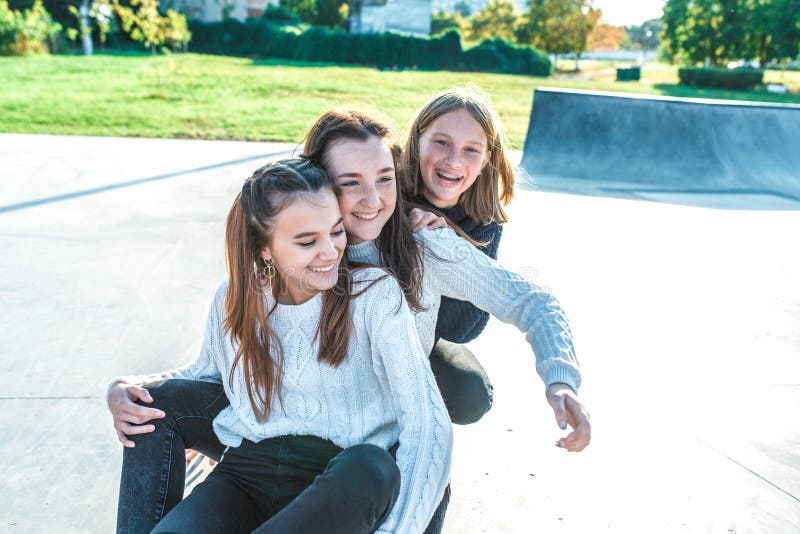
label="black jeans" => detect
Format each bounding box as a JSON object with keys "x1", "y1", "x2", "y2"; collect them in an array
[
  {"x1": 429, "y1": 339, "x2": 493, "y2": 425},
  {"x1": 152, "y1": 436, "x2": 399, "y2": 534},
  {"x1": 117, "y1": 380, "x2": 229, "y2": 534},
  {"x1": 117, "y1": 380, "x2": 401, "y2": 534},
  {"x1": 117, "y1": 338, "x2": 486, "y2": 534}
]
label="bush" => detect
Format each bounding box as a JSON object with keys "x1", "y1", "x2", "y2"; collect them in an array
[
  {"x1": 188, "y1": 19, "x2": 551, "y2": 76},
  {"x1": 462, "y1": 38, "x2": 550, "y2": 76},
  {"x1": 678, "y1": 66, "x2": 764, "y2": 90},
  {"x1": 263, "y1": 5, "x2": 301, "y2": 26},
  {"x1": 0, "y1": 0, "x2": 60, "y2": 55}
]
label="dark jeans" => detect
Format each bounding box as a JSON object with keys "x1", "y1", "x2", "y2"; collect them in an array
[
  {"x1": 117, "y1": 338, "x2": 486, "y2": 534},
  {"x1": 152, "y1": 437, "x2": 399, "y2": 534},
  {"x1": 117, "y1": 380, "x2": 228, "y2": 534},
  {"x1": 429, "y1": 339, "x2": 493, "y2": 425}
]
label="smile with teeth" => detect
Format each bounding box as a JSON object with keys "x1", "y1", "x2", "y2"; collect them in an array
[
  {"x1": 436, "y1": 169, "x2": 463, "y2": 183},
  {"x1": 352, "y1": 210, "x2": 380, "y2": 221},
  {"x1": 308, "y1": 263, "x2": 336, "y2": 273}
]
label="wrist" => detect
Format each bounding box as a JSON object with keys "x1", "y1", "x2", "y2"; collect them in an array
[{"x1": 547, "y1": 382, "x2": 576, "y2": 396}]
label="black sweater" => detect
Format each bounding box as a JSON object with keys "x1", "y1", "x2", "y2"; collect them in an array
[{"x1": 416, "y1": 198, "x2": 504, "y2": 344}]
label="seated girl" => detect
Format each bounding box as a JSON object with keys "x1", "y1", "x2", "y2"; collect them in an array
[{"x1": 110, "y1": 158, "x2": 452, "y2": 533}]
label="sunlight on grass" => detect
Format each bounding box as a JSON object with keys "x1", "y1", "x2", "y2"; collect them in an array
[{"x1": 2, "y1": 54, "x2": 799, "y2": 147}]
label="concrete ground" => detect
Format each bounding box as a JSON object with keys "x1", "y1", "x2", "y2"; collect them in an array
[{"x1": 1, "y1": 134, "x2": 798, "y2": 533}]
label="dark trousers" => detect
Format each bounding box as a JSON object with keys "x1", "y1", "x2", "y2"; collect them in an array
[
  {"x1": 117, "y1": 340, "x2": 488, "y2": 533},
  {"x1": 152, "y1": 437, "x2": 399, "y2": 534},
  {"x1": 429, "y1": 339, "x2": 493, "y2": 425}
]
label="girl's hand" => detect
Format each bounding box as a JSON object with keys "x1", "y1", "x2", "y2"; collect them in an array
[
  {"x1": 546, "y1": 383, "x2": 591, "y2": 452},
  {"x1": 409, "y1": 208, "x2": 448, "y2": 232},
  {"x1": 106, "y1": 380, "x2": 165, "y2": 448}
]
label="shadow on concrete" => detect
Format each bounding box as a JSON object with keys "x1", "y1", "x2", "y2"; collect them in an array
[{"x1": 0, "y1": 148, "x2": 293, "y2": 215}]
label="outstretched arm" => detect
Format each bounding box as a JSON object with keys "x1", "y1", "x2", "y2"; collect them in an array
[{"x1": 420, "y1": 227, "x2": 591, "y2": 450}]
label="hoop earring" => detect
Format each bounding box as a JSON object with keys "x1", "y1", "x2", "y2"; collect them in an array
[{"x1": 261, "y1": 258, "x2": 276, "y2": 280}]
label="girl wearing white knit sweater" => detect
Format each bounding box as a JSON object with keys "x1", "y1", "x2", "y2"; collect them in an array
[
  {"x1": 299, "y1": 109, "x2": 592, "y2": 532},
  {"x1": 108, "y1": 110, "x2": 590, "y2": 533},
  {"x1": 109, "y1": 158, "x2": 452, "y2": 533}
]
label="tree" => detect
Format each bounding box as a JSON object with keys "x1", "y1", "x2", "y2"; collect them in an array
[
  {"x1": 662, "y1": 0, "x2": 799, "y2": 66},
  {"x1": 744, "y1": 0, "x2": 800, "y2": 65},
  {"x1": 468, "y1": 0, "x2": 518, "y2": 42},
  {"x1": 515, "y1": 0, "x2": 600, "y2": 69},
  {"x1": 112, "y1": 0, "x2": 190, "y2": 54},
  {"x1": 282, "y1": 0, "x2": 316, "y2": 23},
  {"x1": 0, "y1": 0, "x2": 61, "y2": 55},
  {"x1": 65, "y1": 0, "x2": 190, "y2": 55},
  {"x1": 454, "y1": 0, "x2": 471, "y2": 17},
  {"x1": 431, "y1": 10, "x2": 465, "y2": 36},
  {"x1": 624, "y1": 17, "x2": 662, "y2": 51},
  {"x1": 587, "y1": 21, "x2": 624, "y2": 51},
  {"x1": 313, "y1": 0, "x2": 347, "y2": 28}
]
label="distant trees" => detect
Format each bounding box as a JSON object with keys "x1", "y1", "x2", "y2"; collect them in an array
[
  {"x1": 623, "y1": 17, "x2": 662, "y2": 51},
  {"x1": 0, "y1": 0, "x2": 61, "y2": 54},
  {"x1": 281, "y1": 0, "x2": 346, "y2": 28},
  {"x1": 662, "y1": 0, "x2": 800, "y2": 66},
  {"x1": 467, "y1": 0, "x2": 517, "y2": 42},
  {"x1": 431, "y1": 10, "x2": 464, "y2": 36},
  {"x1": 587, "y1": 20, "x2": 624, "y2": 51},
  {"x1": 515, "y1": 0, "x2": 600, "y2": 67}
]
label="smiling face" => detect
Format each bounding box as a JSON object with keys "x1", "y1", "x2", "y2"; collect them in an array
[
  {"x1": 323, "y1": 136, "x2": 398, "y2": 244},
  {"x1": 417, "y1": 108, "x2": 491, "y2": 209},
  {"x1": 260, "y1": 189, "x2": 346, "y2": 305}
]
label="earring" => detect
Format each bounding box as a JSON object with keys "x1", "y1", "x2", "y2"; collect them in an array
[{"x1": 260, "y1": 258, "x2": 276, "y2": 280}]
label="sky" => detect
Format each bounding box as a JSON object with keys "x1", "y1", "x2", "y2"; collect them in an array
[{"x1": 592, "y1": 0, "x2": 666, "y2": 26}]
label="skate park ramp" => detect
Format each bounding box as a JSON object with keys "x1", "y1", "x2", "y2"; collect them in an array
[{"x1": 520, "y1": 88, "x2": 800, "y2": 210}]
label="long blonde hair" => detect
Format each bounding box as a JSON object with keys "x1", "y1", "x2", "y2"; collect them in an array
[{"x1": 402, "y1": 85, "x2": 515, "y2": 224}]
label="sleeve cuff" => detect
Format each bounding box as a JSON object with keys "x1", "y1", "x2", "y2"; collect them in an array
[{"x1": 543, "y1": 366, "x2": 581, "y2": 394}]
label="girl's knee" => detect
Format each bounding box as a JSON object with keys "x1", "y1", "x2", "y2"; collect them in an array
[{"x1": 336, "y1": 444, "x2": 400, "y2": 499}]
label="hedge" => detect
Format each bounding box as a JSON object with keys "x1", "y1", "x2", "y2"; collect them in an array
[
  {"x1": 188, "y1": 19, "x2": 551, "y2": 76},
  {"x1": 678, "y1": 67, "x2": 764, "y2": 90}
]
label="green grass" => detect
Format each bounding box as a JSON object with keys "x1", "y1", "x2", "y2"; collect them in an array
[{"x1": 2, "y1": 53, "x2": 800, "y2": 149}]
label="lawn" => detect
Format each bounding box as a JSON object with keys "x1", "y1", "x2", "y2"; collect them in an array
[{"x1": 2, "y1": 53, "x2": 800, "y2": 149}]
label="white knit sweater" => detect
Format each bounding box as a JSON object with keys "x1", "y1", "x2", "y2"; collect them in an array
[
  {"x1": 348, "y1": 227, "x2": 582, "y2": 392},
  {"x1": 133, "y1": 268, "x2": 452, "y2": 534}
]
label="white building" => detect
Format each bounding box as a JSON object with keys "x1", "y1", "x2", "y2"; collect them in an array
[
  {"x1": 167, "y1": 0, "x2": 278, "y2": 22},
  {"x1": 349, "y1": 0, "x2": 432, "y2": 36},
  {"x1": 431, "y1": 0, "x2": 525, "y2": 15}
]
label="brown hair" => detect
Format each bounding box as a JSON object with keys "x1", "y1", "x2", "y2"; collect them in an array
[
  {"x1": 402, "y1": 85, "x2": 515, "y2": 224},
  {"x1": 223, "y1": 158, "x2": 354, "y2": 421},
  {"x1": 301, "y1": 109, "x2": 425, "y2": 311}
]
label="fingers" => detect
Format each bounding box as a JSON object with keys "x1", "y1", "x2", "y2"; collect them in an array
[
  {"x1": 555, "y1": 396, "x2": 591, "y2": 452},
  {"x1": 117, "y1": 404, "x2": 165, "y2": 425},
  {"x1": 555, "y1": 421, "x2": 590, "y2": 451},
  {"x1": 116, "y1": 429, "x2": 135, "y2": 448},
  {"x1": 130, "y1": 385, "x2": 153, "y2": 404},
  {"x1": 547, "y1": 393, "x2": 568, "y2": 431},
  {"x1": 409, "y1": 209, "x2": 424, "y2": 232},
  {"x1": 427, "y1": 216, "x2": 448, "y2": 230},
  {"x1": 117, "y1": 421, "x2": 156, "y2": 436},
  {"x1": 409, "y1": 208, "x2": 446, "y2": 232}
]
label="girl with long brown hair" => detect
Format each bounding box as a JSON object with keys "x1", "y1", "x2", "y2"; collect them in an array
[
  {"x1": 108, "y1": 158, "x2": 452, "y2": 533},
  {"x1": 302, "y1": 108, "x2": 591, "y2": 532},
  {"x1": 108, "y1": 106, "x2": 590, "y2": 534}
]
